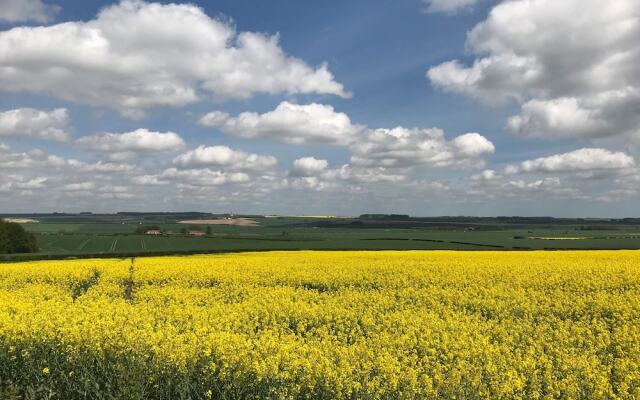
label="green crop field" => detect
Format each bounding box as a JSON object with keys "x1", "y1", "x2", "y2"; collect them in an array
[
  {"x1": 3, "y1": 213, "x2": 640, "y2": 260},
  {"x1": 26, "y1": 228, "x2": 640, "y2": 257}
]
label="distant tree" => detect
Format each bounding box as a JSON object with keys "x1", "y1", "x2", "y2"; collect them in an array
[
  {"x1": 0, "y1": 220, "x2": 38, "y2": 254},
  {"x1": 188, "y1": 225, "x2": 203, "y2": 232},
  {"x1": 205, "y1": 226, "x2": 212, "y2": 235}
]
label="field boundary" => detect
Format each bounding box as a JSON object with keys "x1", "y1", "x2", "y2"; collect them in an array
[{"x1": 3, "y1": 246, "x2": 640, "y2": 263}]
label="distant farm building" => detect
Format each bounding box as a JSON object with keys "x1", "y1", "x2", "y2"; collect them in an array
[
  {"x1": 187, "y1": 230, "x2": 206, "y2": 237},
  {"x1": 145, "y1": 230, "x2": 162, "y2": 235}
]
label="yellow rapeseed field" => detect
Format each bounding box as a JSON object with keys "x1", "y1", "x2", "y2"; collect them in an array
[{"x1": 1, "y1": 251, "x2": 639, "y2": 399}]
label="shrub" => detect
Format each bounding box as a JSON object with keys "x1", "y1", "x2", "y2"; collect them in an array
[{"x1": 0, "y1": 220, "x2": 38, "y2": 254}]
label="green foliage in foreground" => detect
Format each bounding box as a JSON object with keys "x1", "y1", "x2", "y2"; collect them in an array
[{"x1": 0, "y1": 221, "x2": 38, "y2": 254}]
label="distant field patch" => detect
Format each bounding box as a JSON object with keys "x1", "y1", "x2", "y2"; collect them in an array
[
  {"x1": 178, "y1": 218, "x2": 259, "y2": 226},
  {"x1": 528, "y1": 236, "x2": 588, "y2": 240},
  {"x1": 2, "y1": 218, "x2": 39, "y2": 223}
]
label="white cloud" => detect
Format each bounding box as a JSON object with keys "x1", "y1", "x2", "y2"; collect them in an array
[
  {"x1": 76, "y1": 129, "x2": 184, "y2": 156},
  {"x1": 200, "y1": 100, "x2": 495, "y2": 192},
  {"x1": 160, "y1": 168, "x2": 250, "y2": 187},
  {"x1": 423, "y1": 0, "x2": 480, "y2": 14},
  {"x1": 0, "y1": 147, "x2": 138, "y2": 176},
  {"x1": 200, "y1": 102, "x2": 363, "y2": 145},
  {"x1": 132, "y1": 174, "x2": 168, "y2": 185},
  {"x1": 73, "y1": 160, "x2": 135, "y2": 173},
  {"x1": 471, "y1": 169, "x2": 497, "y2": 182},
  {"x1": 350, "y1": 127, "x2": 494, "y2": 168},
  {"x1": 14, "y1": 176, "x2": 47, "y2": 189},
  {"x1": 508, "y1": 148, "x2": 635, "y2": 173},
  {"x1": 0, "y1": 148, "x2": 66, "y2": 169},
  {"x1": 506, "y1": 98, "x2": 606, "y2": 139},
  {"x1": 290, "y1": 157, "x2": 329, "y2": 177},
  {"x1": 93, "y1": 185, "x2": 134, "y2": 199},
  {"x1": 62, "y1": 182, "x2": 134, "y2": 199},
  {"x1": 0, "y1": 175, "x2": 48, "y2": 193},
  {"x1": 173, "y1": 145, "x2": 277, "y2": 172},
  {"x1": 427, "y1": 0, "x2": 640, "y2": 144},
  {"x1": 452, "y1": 133, "x2": 496, "y2": 156},
  {"x1": 506, "y1": 177, "x2": 564, "y2": 192},
  {"x1": 0, "y1": 0, "x2": 60, "y2": 23},
  {"x1": 287, "y1": 158, "x2": 411, "y2": 191},
  {"x1": 0, "y1": 108, "x2": 70, "y2": 142},
  {"x1": 468, "y1": 169, "x2": 583, "y2": 200},
  {"x1": 286, "y1": 164, "x2": 409, "y2": 191},
  {"x1": 64, "y1": 182, "x2": 96, "y2": 192},
  {"x1": 0, "y1": 1, "x2": 348, "y2": 116},
  {"x1": 201, "y1": 102, "x2": 495, "y2": 173},
  {"x1": 329, "y1": 165, "x2": 407, "y2": 184}
]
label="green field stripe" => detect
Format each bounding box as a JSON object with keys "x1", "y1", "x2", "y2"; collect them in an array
[
  {"x1": 76, "y1": 238, "x2": 91, "y2": 251},
  {"x1": 41, "y1": 237, "x2": 70, "y2": 253},
  {"x1": 109, "y1": 238, "x2": 119, "y2": 252}
]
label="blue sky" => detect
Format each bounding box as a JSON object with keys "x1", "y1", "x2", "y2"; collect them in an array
[{"x1": 0, "y1": 0, "x2": 638, "y2": 216}]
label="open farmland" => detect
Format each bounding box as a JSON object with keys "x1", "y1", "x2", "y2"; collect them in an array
[
  {"x1": 1, "y1": 251, "x2": 639, "y2": 399},
  {"x1": 21, "y1": 226, "x2": 640, "y2": 260},
  {"x1": 2, "y1": 214, "x2": 640, "y2": 260}
]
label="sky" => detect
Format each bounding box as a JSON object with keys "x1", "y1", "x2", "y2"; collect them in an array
[{"x1": 0, "y1": 0, "x2": 639, "y2": 217}]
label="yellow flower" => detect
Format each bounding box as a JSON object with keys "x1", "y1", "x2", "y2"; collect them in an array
[{"x1": 0, "y1": 251, "x2": 638, "y2": 398}]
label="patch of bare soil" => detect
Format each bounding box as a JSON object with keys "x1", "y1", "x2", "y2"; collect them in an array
[
  {"x1": 3, "y1": 218, "x2": 39, "y2": 223},
  {"x1": 178, "y1": 218, "x2": 259, "y2": 227}
]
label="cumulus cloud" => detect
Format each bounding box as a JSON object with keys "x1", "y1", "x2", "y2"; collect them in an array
[
  {"x1": 287, "y1": 164, "x2": 408, "y2": 191},
  {"x1": 73, "y1": 160, "x2": 136, "y2": 173},
  {"x1": 507, "y1": 148, "x2": 635, "y2": 174},
  {"x1": 76, "y1": 129, "x2": 184, "y2": 158},
  {"x1": 160, "y1": 168, "x2": 250, "y2": 187},
  {"x1": 350, "y1": 127, "x2": 494, "y2": 168},
  {"x1": 330, "y1": 165, "x2": 408, "y2": 184},
  {"x1": 505, "y1": 177, "x2": 565, "y2": 193},
  {"x1": 0, "y1": 144, "x2": 143, "y2": 205},
  {"x1": 0, "y1": 146, "x2": 136, "y2": 176},
  {"x1": 471, "y1": 169, "x2": 497, "y2": 182},
  {"x1": 0, "y1": 175, "x2": 48, "y2": 193},
  {"x1": 0, "y1": 148, "x2": 67, "y2": 169},
  {"x1": 173, "y1": 145, "x2": 277, "y2": 172},
  {"x1": 201, "y1": 102, "x2": 495, "y2": 174},
  {"x1": 0, "y1": 0, "x2": 60, "y2": 23},
  {"x1": 287, "y1": 156, "x2": 417, "y2": 191},
  {"x1": 64, "y1": 182, "x2": 96, "y2": 192},
  {"x1": 0, "y1": 1, "x2": 349, "y2": 117},
  {"x1": 290, "y1": 157, "x2": 329, "y2": 177},
  {"x1": 11, "y1": 176, "x2": 47, "y2": 189},
  {"x1": 0, "y1": 108, "x2": 70, "y2": 142},
  {"x1": 132, "y1": 174, "x2": 168, "y2": 186},
  {"x1": 200, "y1": 102, "x2": 363, "y2": 146},
  {"x1": 468, "y1": 169, "x2": 583, "y2": 200},
  {"x1": 423, "y1": 0, "x2": 480, "y2": 14},
  {"x1": 506, "y1": 98, "x2": 606, "y2": 139},
  {"x1": 200, "y1": 100, "x2": 496, "y2": 193},
  {"x1": 427, "y1": 0, "x2": 640, "y2": 144}
]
